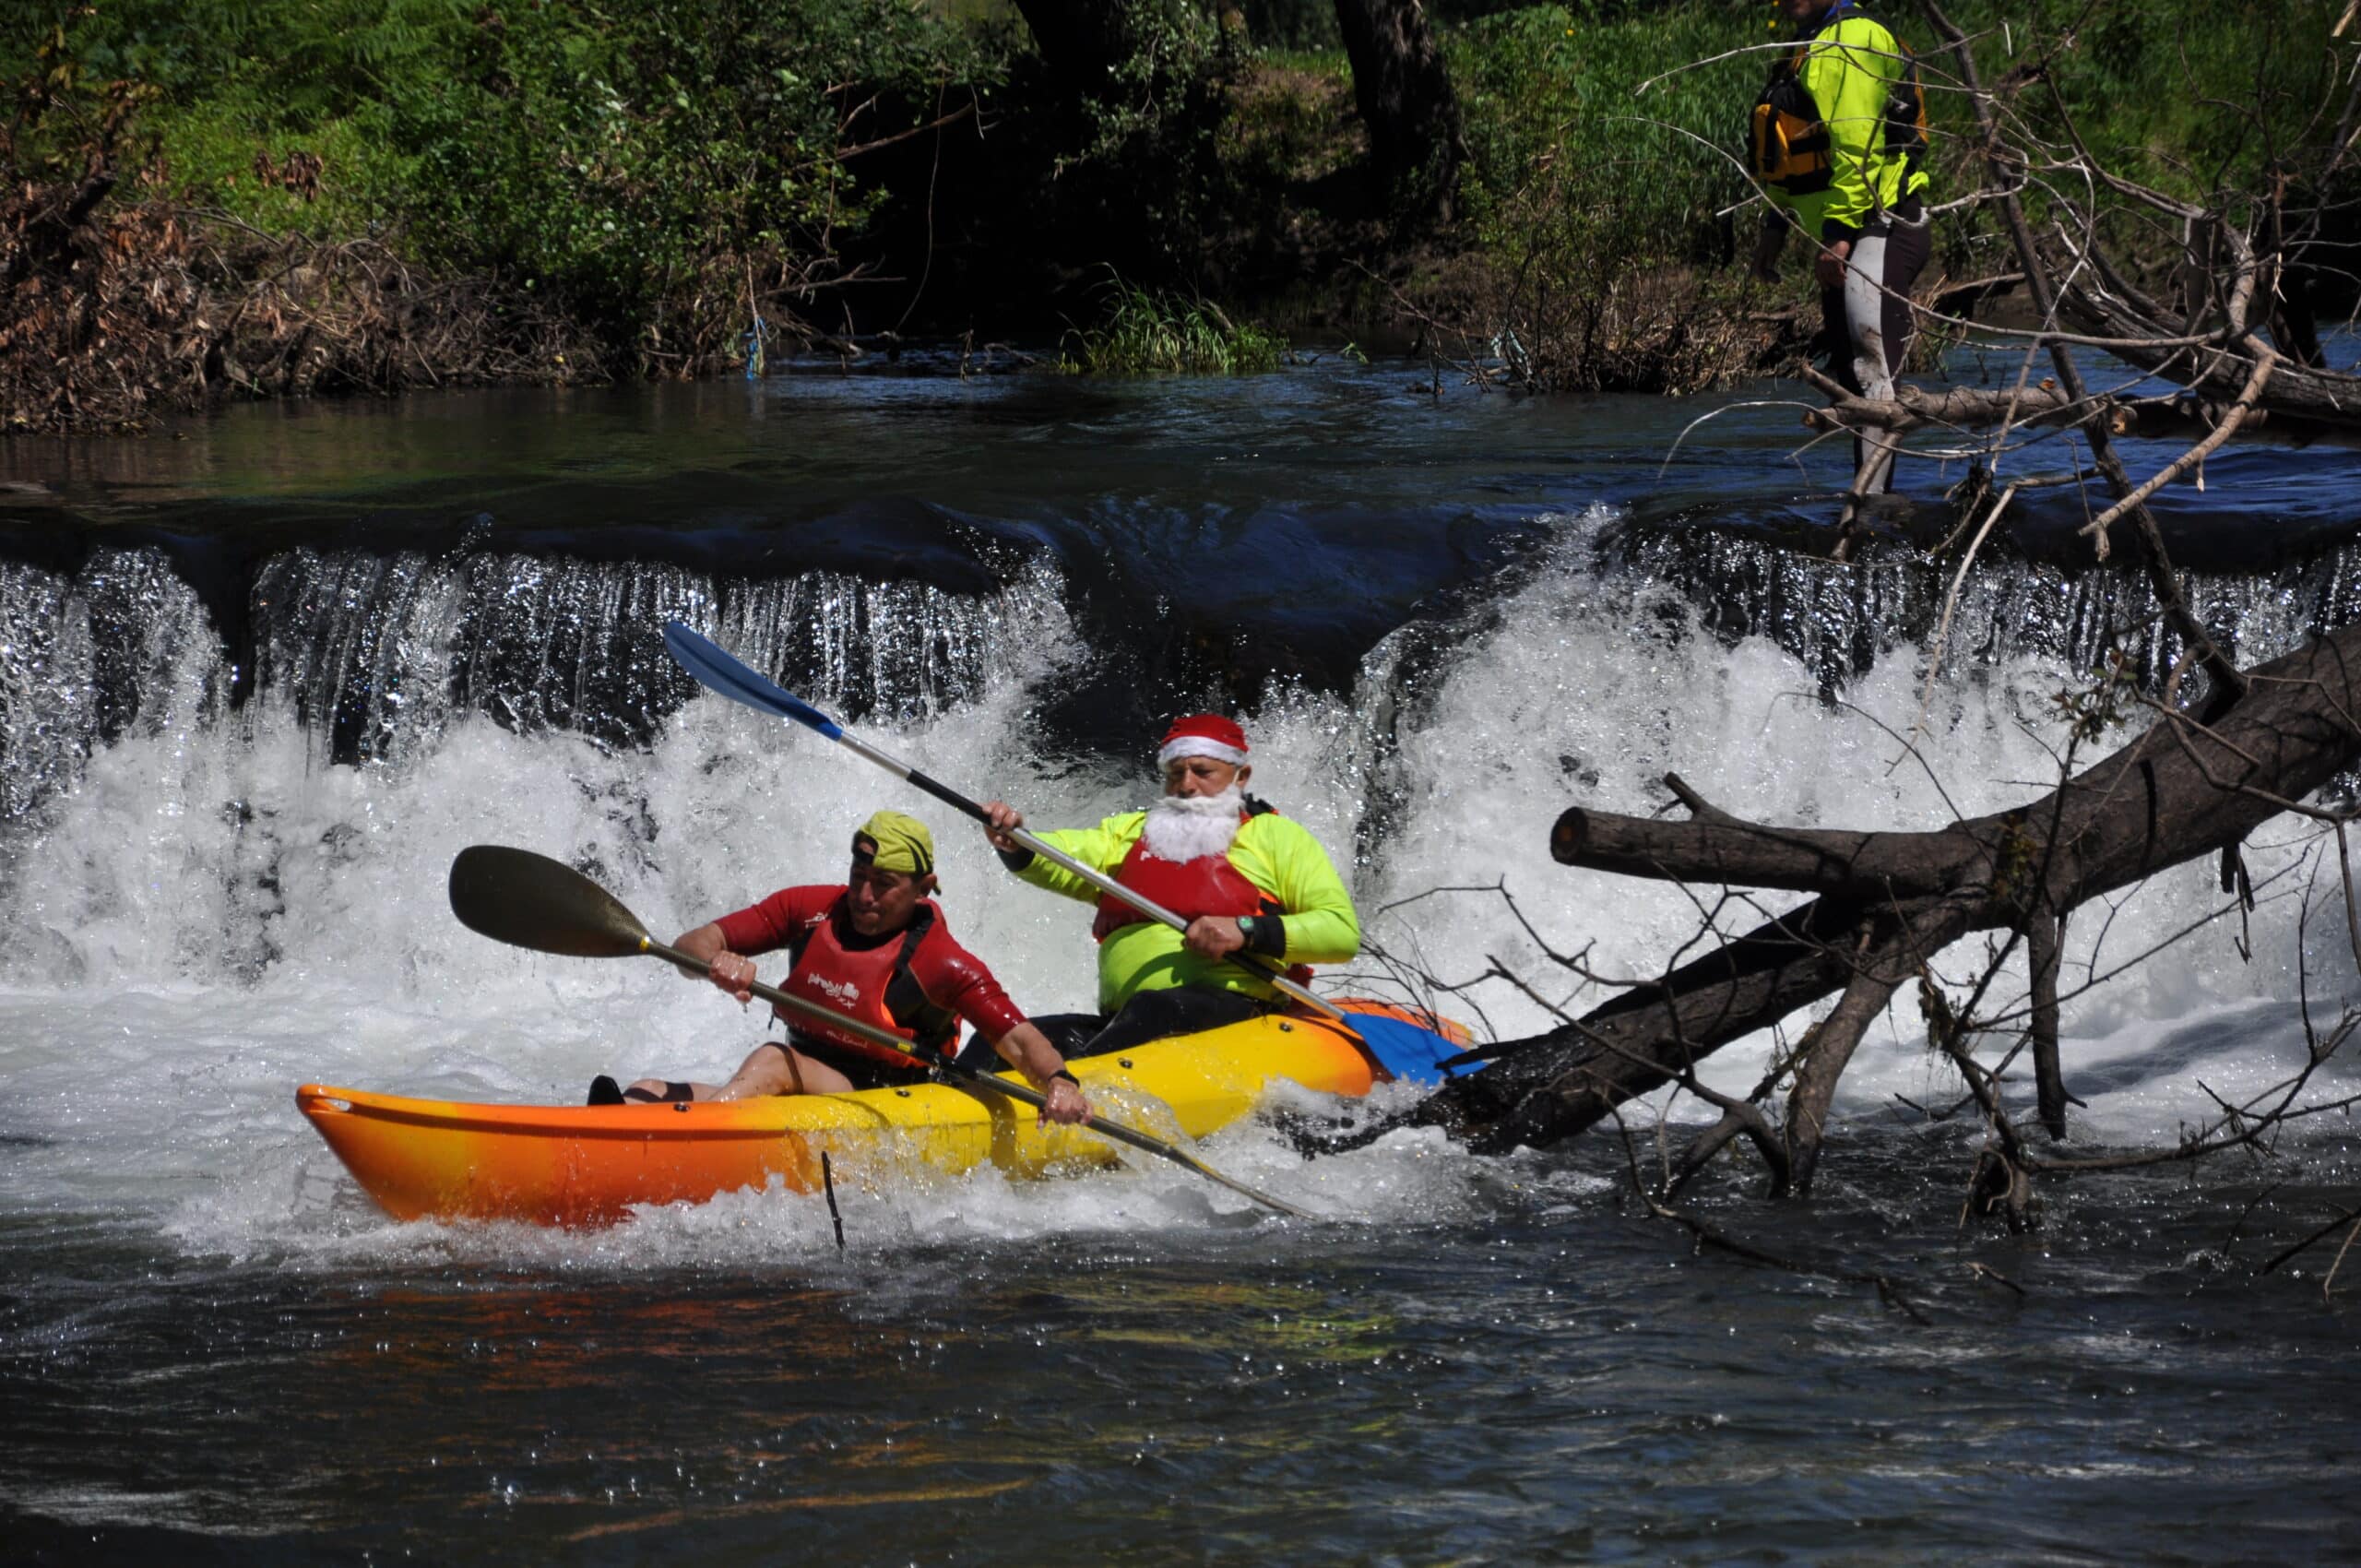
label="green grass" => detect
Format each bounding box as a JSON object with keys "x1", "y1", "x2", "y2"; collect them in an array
[
  {"x1": 1451, "y1": 2, "x2": 1758, "y2": 264},
  {"x1": 1063, "y1": 278, "x2": 1288, "y2": 374}
]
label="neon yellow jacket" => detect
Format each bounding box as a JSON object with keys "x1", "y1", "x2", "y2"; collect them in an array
[
  {"x1": 1766, "y1": 10, "x2": 1930, "y2": 244},
  {"x1": 1014, "y1": 811, "x2": 1361, "y2": 1013}
]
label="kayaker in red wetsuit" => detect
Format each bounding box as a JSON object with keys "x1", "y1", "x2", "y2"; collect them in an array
[
  {"x1": 597, "y1": 810, "x2": 1090, "y2": 1123},
  {"x1": 976, "y1": 715, "x2": 1360, "y2": 1061}
]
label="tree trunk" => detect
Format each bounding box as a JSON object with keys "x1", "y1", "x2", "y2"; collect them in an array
[
  {"x1": 1330, "y1": 0, "x2": 1465, "y2": 223},
  {"x1": 1783, "y1": 966, "x2": 1902, "y2": 1193},
  {"x1": 1418, "y1": 617, "x2": 2361, "y2": 1157},
  {"x1": 2028, "y1": 909, "x2": 2069, "y2": 1140},
  {"x1": 1010, "y1": 0, "x2": 1139, "y2": 88}
]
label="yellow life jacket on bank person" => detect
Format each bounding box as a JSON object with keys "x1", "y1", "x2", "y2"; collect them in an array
[{"x1": 1748, "y1": 0, "x2": 1929, "y2": 237}]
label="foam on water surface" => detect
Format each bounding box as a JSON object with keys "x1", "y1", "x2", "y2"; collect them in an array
[{"x1": 0, "y1": 505, "x2": 2354, "y2": 1266}]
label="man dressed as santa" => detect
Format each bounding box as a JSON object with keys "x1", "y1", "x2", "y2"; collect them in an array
[{"x1": 978, "y1": 715, "x2": 1361, "y2": 1060}]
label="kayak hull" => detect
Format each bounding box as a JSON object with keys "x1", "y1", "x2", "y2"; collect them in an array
[{"x1": 297, "y1": 1005, "x2": 1444, "y2": 1227}]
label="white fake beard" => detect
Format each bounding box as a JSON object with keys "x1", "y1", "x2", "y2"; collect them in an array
[{"x1": 1140, "y1": 784, "x2": 1245, "y2": 862}]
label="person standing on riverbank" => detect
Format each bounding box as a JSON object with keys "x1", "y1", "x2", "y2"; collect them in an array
[
  {"x1": 976, "y1": 716, "x2": 1359, "y2": 1059},
  {"x1": 1747, "y1": 0, "x2": 1933, "y2": 482}
]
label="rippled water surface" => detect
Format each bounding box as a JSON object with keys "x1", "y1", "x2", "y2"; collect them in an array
[{"x1": 5, "y1": 354, "x2": 2361, "y2": 1562}]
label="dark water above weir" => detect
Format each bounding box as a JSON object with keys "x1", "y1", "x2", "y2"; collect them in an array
[{"x1": 5, "y1": 353, "x2": 2361, "y2": 1562}]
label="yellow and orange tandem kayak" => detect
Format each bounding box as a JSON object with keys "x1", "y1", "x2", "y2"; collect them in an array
[{"x1": 298, "y1": 1001, "x2": 1471, "y2": 1227}]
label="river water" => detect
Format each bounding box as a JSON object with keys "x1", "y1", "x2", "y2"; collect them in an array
[{"x1": 4, "y1": 355, "x2": 2360, "y2": 1562}]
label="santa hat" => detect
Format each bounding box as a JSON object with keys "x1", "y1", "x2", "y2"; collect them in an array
[{"x1": 1157, "y1": 714, "x2": 1250, "y2": 769}]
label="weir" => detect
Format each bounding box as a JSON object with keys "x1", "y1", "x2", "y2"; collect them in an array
[
  {"x1": 0, "y1": 502, "x2": 2352, "y2": 1071},
  {"x1": 0, "y1": 547, "x2": 1064, "y2": 793},
  {"x1": 10, "y1": 524, "x2": 2361, "y2": 819}
]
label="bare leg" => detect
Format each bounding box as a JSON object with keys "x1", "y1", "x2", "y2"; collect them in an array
[
  {"x1": 627, "y1": 1040, "x2": 860, "y2": 1103},
  {"x1": 1835, "y1": 214, "x2": 1930, "y2": 500}
]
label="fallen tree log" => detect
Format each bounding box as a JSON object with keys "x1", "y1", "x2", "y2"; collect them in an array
[
  {"x1": 1548, "y1": 799, "x2": 1982, "y2": 897},
  {"x1": 1798, "y1": 376, "x2": 2091, "y2": 434},
  {"x1": 1414, "y1": 619, "x2": 2361, "y2": 1184},
  {"x1": 2057, "y1": 286, "x2": 2361, "y2": 430},
  {"x1": 1797, "y1": 376, "x2": 2358, "y2": 448}
]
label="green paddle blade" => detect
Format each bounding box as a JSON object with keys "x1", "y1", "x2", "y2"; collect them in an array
[{"x1": 448, "y1": 845, "x2": 652, "y2": 958}]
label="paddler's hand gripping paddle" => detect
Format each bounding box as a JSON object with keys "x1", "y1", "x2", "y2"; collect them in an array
[
  {"x1": 658, "y1": 619, "x2": 1350, "y2": 1027},
  {"x1": 447, "y1": 844, "x2": 1311, "y2": 1219}
]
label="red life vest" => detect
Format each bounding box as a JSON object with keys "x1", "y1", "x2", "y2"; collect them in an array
[
  {"x1": 778, "y1": 897, "x2": 957, "y2": 1066},
  {"x1": 1092, "y1": 805, "x2": 1280, "y2": 943}
]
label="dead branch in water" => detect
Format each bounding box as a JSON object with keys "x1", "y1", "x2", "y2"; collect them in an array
[{"x1": 1336, "y1": 620, "x2": 2361, "y2": 1231}]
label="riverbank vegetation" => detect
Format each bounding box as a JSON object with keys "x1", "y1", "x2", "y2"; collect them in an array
[
  {"x1": 2, "y1": 0, "x2": 2348, "y2": 429},
  {"x1": 1061, "y1": 277, "x2": 1288, "y2": 373}
]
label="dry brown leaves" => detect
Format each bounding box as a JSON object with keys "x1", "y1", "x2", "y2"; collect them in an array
[{"x1": 0, "y1": 169, "x2": 608, "y2": 434}]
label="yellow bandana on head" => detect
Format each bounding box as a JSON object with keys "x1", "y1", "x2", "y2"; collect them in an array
[{"x1": 851, "y1": 810, "x2": 935, "y2": 876}]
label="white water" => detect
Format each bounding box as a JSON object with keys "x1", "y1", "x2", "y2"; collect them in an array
[
  {"x1": 1355, "y1": 515, "x2": 2360, "y2": 1132},
  {"x1": 1, "y1": 510, "x2": 2352, "y2": 1265}
]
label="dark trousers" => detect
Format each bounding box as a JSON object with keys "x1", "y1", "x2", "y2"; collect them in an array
[
  {"x1": 1818, "y1": 196, "x2": 1931, "y2": 485},
  {"x1": 956, "y1": 986, "x2": 1272, "y2": 1069}
]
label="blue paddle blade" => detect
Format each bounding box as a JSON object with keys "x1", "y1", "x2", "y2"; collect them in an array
[
  {"x1": 663, "y1": 621, "x2": 844, "y2": 739},
  {"x1": 1347, "y1": 1012, "x2": 1489, "y2": 1087}
]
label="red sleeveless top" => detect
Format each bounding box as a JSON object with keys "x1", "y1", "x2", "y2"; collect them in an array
[{"x1": 715, "y1": 888, "x2": 1026, "y2": 1067}]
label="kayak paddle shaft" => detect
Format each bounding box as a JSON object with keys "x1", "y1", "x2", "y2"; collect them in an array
[{"x1": 640, "y1": 935, "x2": 1309, "y2": 1219}]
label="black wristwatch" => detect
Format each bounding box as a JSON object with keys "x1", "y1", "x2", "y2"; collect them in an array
[{"x1": 1051, "y1": 1068, "x2": 1080, "y2": 1086}]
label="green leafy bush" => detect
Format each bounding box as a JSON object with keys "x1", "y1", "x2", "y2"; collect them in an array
[
  {"x1": 6, "y1": 0, "x2": 1005, "y2": 365},
  {"x1": 1448, "y1": 0, "x2": 2336, "y2": 269},
  {"x1": 1, "y1": 0, "x2": 2333, "y2": 399}
]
